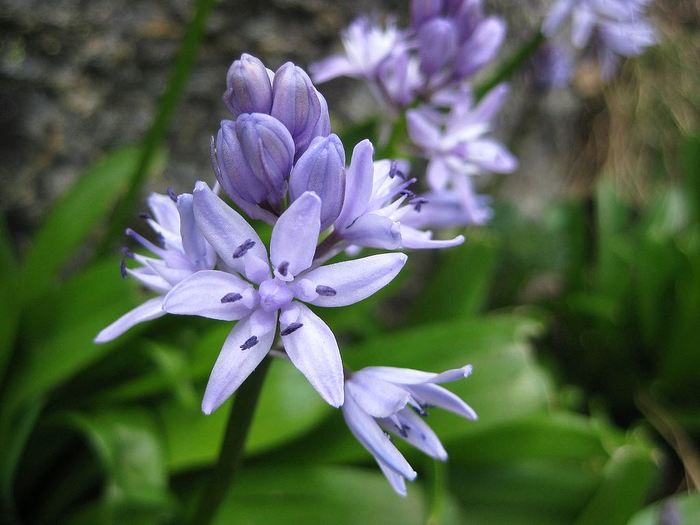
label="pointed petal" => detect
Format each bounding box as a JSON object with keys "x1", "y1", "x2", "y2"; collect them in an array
[
  {"x1": 362, "y1": 364, "x2": 473, "y2": 385},
  {"x1": 407, "y1": 383, "x2": 478, "y2": 420},
  {"x1": 346, "y1": 372, "x2": 410, "y2": 418},
  {"x1": 335, "y1": 140, "x2": 374, "y2": 230},
  {"x1": 192, "y1": 181, "x2": 268, "y2": 276},
  {"x1": 461, "y1": 139, "x2": 518, "y2": 173},
  {"x1": 380, "y1": 408, "x2": 448, "y2": 460},
  {"x1": 311, "y1": 54, "x2": 357, "y2": 83},
  {"x1": 147, "y1": 192, "x2": 180, "y2": 234},
  {"x1": 407, "y1": 109, "x2": 441, "y2": 150},
  {"x1": 201, "y1": 310, "x2": 276, "y2": 414},
  {"x1": 342, "y1": 393, "x2": 417, "y2": 480},
  {"x1": 377, "y1": 461, "x2": 408, "y2": 497},
  {"x1": 162, "y1": 270, "x2": 255, "y2": 321},
  {"x1": 341, "y1": 213, "x2": 401, "y2": 250},
  {"x1": 303, "y1": 253, "x2": 407, "y2": 307},
  {"x1": 126, "y1": 267, "x2": 172, "y2": 294},
  {"x1": 572, "y1": 6, "x2": 596, "y2": 49},
  {"x1": 426, "y1": 157, "x2": 452, "y2": 191},
  {"x1": 280, "y1": 302, "x2": 344, "y2": 407},
  {"x1": 542, "y1": 0, "x2": 575, "y2": 36},
  {"x1": 94, "y1": 297, "x2": 165, "y2": 343},
  {"x1": 270, "y1": 191, "x2": 321, "y2": 276},
  {"x1": 177, "y1": 193, "x2": 216, "y2": 270},
  {"x1": 399, "y1": 226, "x2": 465, "y2": 250}
]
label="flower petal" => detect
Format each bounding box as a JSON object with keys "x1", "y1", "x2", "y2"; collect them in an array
[
  {"x1": 177, "y1": 193, "x2": 216, "y2": 270},
  {"x1": 192, "y1": 181, "x2": 268, "y2": 276},
  {"x1": 270, "y1": 191, "x2": 321, "y2": 276},
  {"x1": 280, "y1": 302, "x2": 344, "y2": 407},
  {"x1": 399, "y1": 226, "x2": 465, "y2": 250},
  {"x1": 406, "y1": 383, "x2": 478, "y2": 420},
  {"x1": 346, "y1": 372, "x2": 410, "y2": 418},
  {"x1": 377, "y1": 461, "x2": 408, "y2": 497},
  {"x1": 362, "y1": 364, "x2": 473, "y2": 385},
  {"x1": 341, "y1": 213, "x2": 401, "y2": 250},
  {"x1": 342, "y1": 392, "x2": 417, "y2": 481},
  {"x1": 335, "y1": 139, "x2": 374, "y2": 230},
  {"x1": 461, "y1": 139, "x2": 518, "y2": 173},
  {"x1": 303, "y1": 253, "x2": 407, "y2": 307},
  {"x1": 380, "y1": 408, "x2": 448, "y2": 461},
  {"x1": 201, "y1": 310, "x2": 276, "y2": 414},
  {"x1": 147, "y1": 192, "x2": 180, "y2": 234},
  {"x1": 311, "y1": 54, "x2": 357, "y2": 83},
  {"x1": 407, "y1": 109, "x2": 441, "y2": 150},
  {"x1": 94, "y1": 297, "x2": 165, "y2": 343},
  {"x1": 542, "y1": 0, "x2": 575, "y2": 36},
  {"x1": 162, "y1": 270, "x2": 255, "y2": 321}
]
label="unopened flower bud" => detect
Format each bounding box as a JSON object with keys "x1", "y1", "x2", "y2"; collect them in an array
[
  {"x1": 418, "y1": 17, "x2": 458, "y2": 76},
  {"x1": 271, "y1": 62, "x2": 322, "y2": 156},
  {"x1": 213, "y1": 114, "x2": 294, "y2": 209},
  {"x1": 223, "y1": 54, "x2": 273, "y2": 118},
  {"x1": 289, "y1": 134, "x2": 345, "y2": 229}
]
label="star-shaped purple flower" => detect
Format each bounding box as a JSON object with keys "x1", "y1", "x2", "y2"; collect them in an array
[{"x1": 162, "y1": 182, "x2": 407, "y2": 412}]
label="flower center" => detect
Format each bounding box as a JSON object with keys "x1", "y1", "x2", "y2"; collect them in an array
[{"x1": 257, "y1": 278, "x2": 294, "y2": 312}]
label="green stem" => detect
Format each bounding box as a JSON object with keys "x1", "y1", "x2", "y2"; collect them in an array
[
  {"x1": 426, "y1": 460, "x2": 447, "y2": 525},
  {"x1": 187, "y1": 358, "x2": 271, "y2": 525},
  {"x1": 474, "y1": 30, "x2": 546, "y2": 101},
  {"x1": 99, "y1": 0, "x2": 217, "y2": 254}
]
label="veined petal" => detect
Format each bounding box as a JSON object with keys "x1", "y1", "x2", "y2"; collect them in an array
[
  {"x1": 406, "y1": 383, "x2": 478, "y2": 420},
  {"x1": 147, "y1": 192, "x2": 180, "y2": 234},
  {"x1": 163, "y1": 270, "x2": 255, "y2": 321},
  {"x1": 362, "y1": 364, "x2": 473, "y2": 385},
  {"x1": 192, "y1": 181, "x2": 268, "y2": 276},
  {"x1": 399, "y1": 226, "x2": 465, "y2": 250},
  {"x1": 126, "y1": 267, "x2": 172, "y2": 294},
  {"x1": 270, "y1": 191, "x2": 321, "y2": 276},
  {"x1": 342, "y1": 393, "x2": 417, "y2": 481},
  {"x1": 303, "y1": 253, "x2": 407, "y2": 307},
  {"x1": 280, "y1": 302, "x2": 344, "y2": 407},
  {"x1": 335, "y1": 140, "x2": 374, "y2": 230},
  {"x1": 144, "y1": 259, "x2": 194, "y2": 287},
  {"x1": 346, "y1": 373, "x2": 410, "y2": 418},
  {"x1": 201, "y1": 310, "x2": 276, "y2": 414},
  {"x1": 341, "y1": 213, "x2": 401, "y2": 250},
  {"x1": 380, "y1": 408, "x2": 448, "y2": 460},
  {"x1": 94, "y1": 297, "x2": 165, "y2": 343}
]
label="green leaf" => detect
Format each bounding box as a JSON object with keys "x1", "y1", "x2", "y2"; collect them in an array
[
  {"x1": 20, "y1": 146, "x2": 163, "y2": 303},
  {"x1": 408, "y1": 230, "x2": 499, "y2": 323},
  {"x1": 54, "y1": 408, "x2": 174, "y2": 524},
  {"x1": 160, "y1": 357, "x2": 329, "y2": 471},
  {"x1": 210, "y1": 465, "x2": 427, "y2": 525},
  {"x1": 574, "y1": 445, "x2": 656, "y2": 525},
  {"x1": 628, "y1": 493, "x2": 700, "y2": 525}
]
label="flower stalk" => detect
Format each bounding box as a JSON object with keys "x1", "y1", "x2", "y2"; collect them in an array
[{"x1": 187, "y1": 357, "x2": 271, "y2": 525}]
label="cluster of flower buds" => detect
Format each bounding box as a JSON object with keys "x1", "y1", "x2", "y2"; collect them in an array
[
  {"x1": 97, "y1": 55, "x2": 475, "y2": 495},
  {"x1": 311, "y1": 0, "x2": 515, "y2": 229},
  {"x1": 543, "y1": 0, "x2": 657, "y2": 80}
]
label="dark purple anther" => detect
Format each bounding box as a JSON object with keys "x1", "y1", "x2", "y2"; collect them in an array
[
  {"x1": 138, "y1": 212, "x2": 152, "y2": 220},
  {"x1": 119, "y1": 258, "x2": 128, "y2": 278},
  {"x1": 400, "y1": 189, "x2": 416, "y2": 200},
  {"x1": 155, "y1": 232, "x2": 166, "y2": 248},
  {"x1": 411, "y1": 197, "x2": 428, "y2": 212},
  {"x1": 220, "y1": 292, "x2": 243, "y2": 304},
  {"x1": 277, "y1": 261, "x2": 289, "y2": 276},
  {"x1": 315, "y1": 285, "x2": 337, "y2": 297},
  {"x1": 232, "y1": 239, "x2": 256, "y2": 259},
  {"x1": 120, "y1": 246, "x2": 134, "y2": 259},
  {"x1": 167, "y1": 187, "x2": 178, "y2": 203},
  {"x1": 280, "y1": 322, "x2": 303, "y2": 336},
  {"x1": 389, "y1": 160, "x2": 406, "y2": 180},
  {"x1": 240, "y1": 335, "x2": 259, "y2": 350},
  {"x1": 398, "y1": 424, "x2": 410, "y2": 438},
  {"x1": 411, "y1": 404, "x2": 429, "y2": 417}
]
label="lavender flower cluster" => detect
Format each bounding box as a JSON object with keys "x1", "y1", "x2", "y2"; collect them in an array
[
  {"x1": 312, "y1": 0, "x2": 518, "y2": 228},
  {"x1": 96, "y1": 54, "x2": 475, "y2": 495}
]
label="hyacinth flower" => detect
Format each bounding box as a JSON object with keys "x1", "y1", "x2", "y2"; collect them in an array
[
  {"x1": 161, "y1": 182, "x2": 407, "y2": 412},
  {"x1": 95, "y1": 191, "x2": 216, "y2": 343},
  {"x1": 343, "y1": 364, "x2": 477, "y2": 495},
  {"x1": 330, "y1": 140, "x2": 465, "y2": 254},
  {"x1": 407, "y1": 84, "x2": 517, "y2": 191},
  {"x1": 542, "y1": 0, "x2": 656, "y2": 79}
]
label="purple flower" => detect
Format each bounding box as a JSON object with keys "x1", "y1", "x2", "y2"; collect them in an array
[
  {"x1": 223, "y1": 53, "x2": 273, "y2": 118},
  {"x1": 542, "y1": 0, "x2": 656, "y2": 79},
  {"x1": 530, "y1": 43, "x2": 574, "y2": 90},
  {"x1": 212, "y1": 114, "x2": 295, "y2": 220},
  {"x1": 400, "y1": 184, "x2": 493, "y2": 229},
  {"x1": 162, "y1": 182, "x2": 408, "y2": 412},
  {"x1": 95, "y1": 191, "x2": 216, "y2": 343},
  {"x1": 343, "y1": 364, "x2": 476, "y2": 496},
  {"x1": 289, "y1": 134, "x2": 346, "y2": 230},
  {"x1": 334, "y1": 140, "x2": 465, "y2": 251},
  {"x1": 407, "y1": 84, "x2": 517, "y2": 191},
  {"x1": 311, "y1": 17, "x2": 406, "y2": 84}
]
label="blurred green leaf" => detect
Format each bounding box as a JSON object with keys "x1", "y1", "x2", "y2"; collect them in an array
[
  {"x1": 408, "y1": 230, "x2": 499, "y2": 323},
  {"x1": 628, "y1": 493, "x2": 700, "y2": 525},
  {"x1": 0, "y1": 217, "x2": 18, "y2": 382},
  {"x1": 574, "y1": 445, "x2": 656, "y2": 525},
  {"x1": 20, "y1": 146, "x2": 163, "y2": 303},
  {"x1": 210, "y1": 465, "x2": 427, "y2": 525},
  {"x1": 55, "y1": 408, "x2": 174, "y2": 524},
  {"x1": 160, "y1": 357, "x2": 329, "y2": 471}
]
